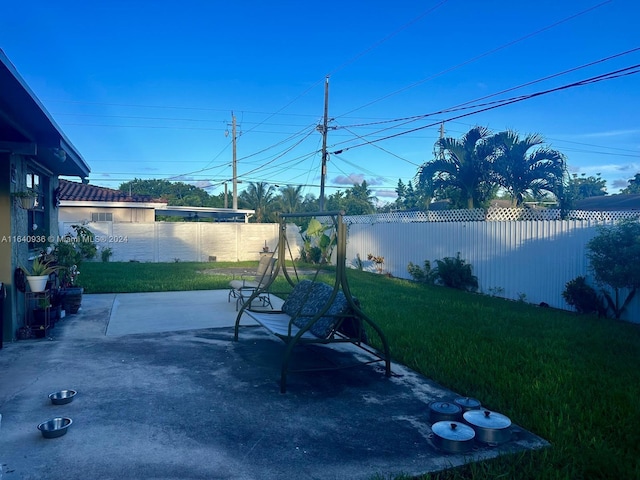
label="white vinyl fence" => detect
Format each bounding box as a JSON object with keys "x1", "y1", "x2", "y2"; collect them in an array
[
  {"x1": 60, "y1": 221, "x2": 303, "y2": 263},
  {"x1": 343, "y1": 210, "x2": 639, "y2": 324},
  {"x1": 61, "y1": 208, "x2": 639, "y2": 323}
]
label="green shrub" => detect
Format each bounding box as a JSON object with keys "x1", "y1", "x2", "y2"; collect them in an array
[
  {"x1": 586, "y1": 218, "x2": 640, "y2": 319},
  {"x1": 407, "y1": 260, "x2": 435, "y2": 284},
  {"x1": 562, "y1": 276, "x2": 604, "y2": 315},
  {"x1": 434, "y1": 252, "x2": 478, "y2": 292}
]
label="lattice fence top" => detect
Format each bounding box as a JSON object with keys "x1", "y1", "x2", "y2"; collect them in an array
[{"x1": 344, "y1": 208, "x2": 640, "y2": 224}]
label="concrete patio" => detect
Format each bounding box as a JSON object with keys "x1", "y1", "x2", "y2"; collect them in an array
[{"x1": 0, "y1": 290, "x2": 548, "y2": 479}]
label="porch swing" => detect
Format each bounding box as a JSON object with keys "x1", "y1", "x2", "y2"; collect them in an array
[{"x1": 233, "y1": 211, "x2": 392, "y2": 393}]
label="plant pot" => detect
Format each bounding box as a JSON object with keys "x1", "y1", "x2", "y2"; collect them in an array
[
  {"x1": 62, "y1": 287, "x2": 83, "y2": 314},
  {"x1": 27, "y1": 275, "x2": 49, "y2": 292},
  {"x1": 50, "y1": 305, "x2": 62, "y2": 326},
  {"x1": 17, "y1": 326, "x2": 32, "y2": 340},
  {"x1": 19, "y1": 196, "x2": 37, "y2": 209}
]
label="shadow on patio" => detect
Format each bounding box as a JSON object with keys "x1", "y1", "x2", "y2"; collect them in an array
[{"x1": 0, "y1": 291, "x2": 548, "y2": 480}]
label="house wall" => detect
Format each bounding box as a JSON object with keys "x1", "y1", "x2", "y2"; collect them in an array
[
  {"x1": 0, "y1": 153, "x2": 12, "y2": 343},
  {"x1": 1, "y1": 154, "x2": 63, "y2": 342},
  {"x1": 59, "y1": 206, "x2": 155, "y2": 223}
]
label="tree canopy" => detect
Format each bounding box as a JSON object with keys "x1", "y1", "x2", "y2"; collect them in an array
[{"x1": 417, "y1": 127, "x2": 568, "y2": 209}]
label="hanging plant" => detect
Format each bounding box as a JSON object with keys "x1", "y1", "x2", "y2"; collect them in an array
[{"x1": 12, "y1": 190, "x2": 38, "y2": 210}]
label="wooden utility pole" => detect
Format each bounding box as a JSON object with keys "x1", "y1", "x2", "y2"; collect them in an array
[
  {"x1": 319, "y1": 76, "x2": 329, "y2": 211},
  {"x1": 231, "y1": 113, "x2": 238, "y2": 210}
]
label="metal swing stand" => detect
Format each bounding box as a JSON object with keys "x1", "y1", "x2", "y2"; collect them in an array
[{"x1": 234, "y1": 210, "x2": 392, "y2": 393}]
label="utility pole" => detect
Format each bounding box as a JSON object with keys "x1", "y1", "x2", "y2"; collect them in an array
[
  {"x1": 231, "y1": 113, "x2": 238, "y2": 210},
  {"x1": 319, "y1": 76, "x2": 329, "y2": 211},
  {"x1": 437, "y1": 121, "x2": 445, "y2": 160}
]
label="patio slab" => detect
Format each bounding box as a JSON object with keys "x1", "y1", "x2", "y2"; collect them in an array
[{"x1": 0, "y1": 292, "x2": 548, "y2": 479}]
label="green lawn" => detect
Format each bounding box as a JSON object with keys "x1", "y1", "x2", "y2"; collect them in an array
[{"x1": 81, "y1": 261, "x2": 640, "y2": 480}]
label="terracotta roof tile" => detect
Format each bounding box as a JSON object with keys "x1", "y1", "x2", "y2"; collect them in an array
[{"x1": 58, "y1": 179, "x2": 157, "y2": 203}]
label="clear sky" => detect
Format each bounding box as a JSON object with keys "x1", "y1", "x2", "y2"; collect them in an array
[{"x1": 2, "y1": 0, "x2": 639, "y2": 202}]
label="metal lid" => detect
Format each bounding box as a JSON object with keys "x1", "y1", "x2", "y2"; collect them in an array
[
  {"x1": 453, "y1": 397, "x2": 482, "y2": 410},
  {"x1": 431, "y1": 421, "x2": 475, "y2": 441},
  {"x1": 463, "y1": 409, "x2": 512, "y2": 429},
  {"x1": 429, "y1": 401, "x2": 462, "y2": 415}
]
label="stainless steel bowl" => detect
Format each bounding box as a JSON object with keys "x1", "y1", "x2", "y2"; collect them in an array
[
  {"x1": 48, "y1": 390, "x2": 77, "y2": 405},
  {"x1": 38, "y1": 417, "x2": 73, "y2": 438}
]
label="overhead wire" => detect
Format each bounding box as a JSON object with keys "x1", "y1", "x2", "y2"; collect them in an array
[
  {"x1": 330, "y1": 63, "x2": 640, "y2": 154},
  {"x1": 336, "y1": 0, "x2": 614, "y2": 118}
]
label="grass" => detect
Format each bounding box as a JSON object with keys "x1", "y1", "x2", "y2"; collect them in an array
[{"x1": 81, "y1": 262, "x2": 640, "y2": 479}]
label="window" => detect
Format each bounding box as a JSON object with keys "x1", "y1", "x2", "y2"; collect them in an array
[
  {"x1": 91, "y1": 212, "x2": 113, "y2": 222},
  {"x1": 26, "y1": 170, "x2": 47, "y2": 250}
]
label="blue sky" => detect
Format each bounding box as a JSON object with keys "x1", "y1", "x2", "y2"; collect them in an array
[{"x1": 2, "y1": 0, "x2": 639, "y2": 201}]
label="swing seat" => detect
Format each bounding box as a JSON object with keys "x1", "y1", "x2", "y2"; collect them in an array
[
  {"x1": 233, "y1": 211, "x2": 392, "y2": 393},
  {"x1": 236, "y1": 280, "x2": 382, "y2": 392}
]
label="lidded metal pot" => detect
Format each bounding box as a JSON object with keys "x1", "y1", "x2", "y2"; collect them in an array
[
  {"x1": 428, "y1": 401, "x2": 463, "y2": 424},
  {"x1": 463, "y1": 409, "x2": 512, "y2": 445},
  {"x1": 453, "y1": 396, "x2": 482, "y2": 412},
  {"x1": 430, "y1": 421, "x2": 476, "y2": 454}
]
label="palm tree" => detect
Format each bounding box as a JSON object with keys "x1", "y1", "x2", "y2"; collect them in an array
[
  {"x1": 278, "y1": 185, "x2": 304, "y2": 213},
  {"x1": 239, "y1": 182, "x2": 276, "y2": 222},
  {"x1": 490, "y1": 130, "x2": 566, "y2": 206},
  {"x1": 344, "y1": 181, "x2": 377, "y2": 215},
  {"x1": 418, "y1": 126, "x2": 494, "y2": 209}
]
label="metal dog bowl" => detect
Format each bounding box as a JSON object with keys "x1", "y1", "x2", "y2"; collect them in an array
[
  {"x1": 48, "y1": 390, "x2": 77, "y2": 405},
  {"x1": 38, "y1": 417, "x2": 73, "y2": 438}
]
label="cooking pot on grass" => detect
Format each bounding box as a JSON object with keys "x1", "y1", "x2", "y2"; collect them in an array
[
  {"x1": 463, "y1": 409, "x2": 512, "y2": 445},
  {"x1": 453, "y1": 396, "x2": 482, "y2": 412},
  {"x1": 431, "y1": 421, "x2": 475, "y2": 454},
  {"x1": 428, "y1": 401, "x2": 462, "y2": 424}
]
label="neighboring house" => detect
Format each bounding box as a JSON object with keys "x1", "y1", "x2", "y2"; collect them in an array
[
  {"x1": 58, "y1": 179, "x2": 166, "y2": 226},
  {"x1": 58, "y1": 179, "x2": 255, "y2": 227},
  {"x1": 0, "y1": 49, "x2": 90, "y2": 344},
  {"x1": 574, "y1": 194, "x2": 640, "y2": 212}
]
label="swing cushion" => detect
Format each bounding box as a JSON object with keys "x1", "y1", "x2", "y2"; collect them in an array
[{"x1": 282, "y1": 280, "x2": 351, "y2": 338}]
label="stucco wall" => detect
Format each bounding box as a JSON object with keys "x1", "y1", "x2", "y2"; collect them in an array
[{"x1": 59, "y1": 206, "x2": 156, "y2": 223}]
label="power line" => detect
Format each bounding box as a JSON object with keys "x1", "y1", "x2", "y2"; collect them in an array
[
  {"x1": 336, "y1": 0, "x2": 614, "y2": 118},
  {"x1": 330, "y1": 63, "x2": 640, "y2": 154}
]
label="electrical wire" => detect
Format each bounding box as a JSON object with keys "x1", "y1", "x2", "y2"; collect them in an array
[
  {"x1": 330, "y1": 63, "x2": 640, "y2": 154},
  {"x1": 336, "y1": 0, "x2": 614, "y2": 118}
]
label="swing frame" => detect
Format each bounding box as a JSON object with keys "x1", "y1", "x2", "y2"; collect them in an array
[{"x1": 233, "y1": 210, "x2": 392, "y2": 393}]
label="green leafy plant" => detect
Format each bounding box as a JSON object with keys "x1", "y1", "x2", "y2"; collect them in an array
[
  {"x1": 587, "y1": 218, "x2": 640, "y2": 319},
  {"x1": 12, "y1": 190, "x2": 38, "y2": 198},
  {"x1": 20, "y1": 257, "x2": 60, "y2": 276},
  {"x1": 562, "y1": 276, "x2": 604, "y2": 315},
  {"x1": 407, "y1": 260, "x2": 435, "y2": 284},
  {"x1": 53, "y1": 224, "x2": 97, "y2": 287},
  {"x1": 354, "y1": 253, "x2": 364, "y2": 271},
  {"x1": 433, "y1": 252, "x2": 478, "y2": 292},
  {"x1": 299, "y1": 218, "x2": 336, "y2": 264},
  {"x1": 101, "y1": 247, "x2": 113, "y2": 262}
]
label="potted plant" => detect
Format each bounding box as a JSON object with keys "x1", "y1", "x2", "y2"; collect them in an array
[
  {"x1": 53, "y1": 225, "x2": 97, "y2": 314},
  {"x1": 20, "y1": 257, "x2": 59, "y2": 292},
  {"x1": 32, "y1": 296, "x2": 51, "y2": 334},
  {"x1": 12, "y1": 190, "x2": 38, "y2": 210}
]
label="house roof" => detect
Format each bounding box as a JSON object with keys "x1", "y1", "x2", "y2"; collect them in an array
[
  {"x1": 0, "y1": 49, "x2": 90, "y2": 179},
  {"x1": 574, "y1": 194, "x2": 640, "y2": 211},
  {"x1": 58, "y1": 179, "x2": 158, "y2": 203}
]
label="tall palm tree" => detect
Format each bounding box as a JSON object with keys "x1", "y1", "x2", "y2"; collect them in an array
[
  {"x1": 418, "y1": 126, "x2": 494, "y2": 209},
  {"x1": 490, "y1": 130, "x2": 567, "y2": 206},
  {"x1": 278, "y1": 185, "x2": 304, "y2": 213},
  {"x1": 239, "y1": 182, "x2": 276, "y2": 222}
]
